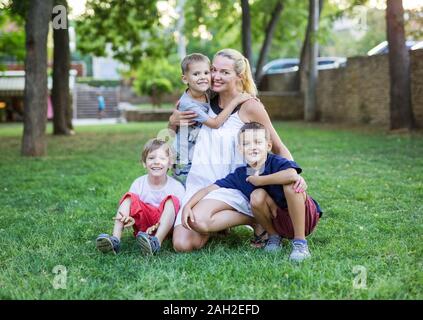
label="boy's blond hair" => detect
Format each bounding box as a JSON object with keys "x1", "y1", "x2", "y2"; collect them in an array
[
  {"x1": 181, "y1": 53, "x2": 210, "y2": 75},
  {"x1": 141, "y1": 139, "x2": 173, "y2": 164}
]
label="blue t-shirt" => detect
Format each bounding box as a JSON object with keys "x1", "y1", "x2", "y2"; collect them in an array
[
  {"x1": 97, "y1": 96, "x2": 105, "y2": 110},
  {"x1": 214, "y1": 153, "x2": 322, "y2": 215}
]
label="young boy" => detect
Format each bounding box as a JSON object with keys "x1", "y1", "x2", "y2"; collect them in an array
[
  {"x1": 96, "y1": 139, "x2": 185, "y2": 255},
  {"x1": 173, "y1": 53, "x2": 252, "y2": 185},
  {"x1": 182, "y1": 122, "x2": 322, "y2": 262}
]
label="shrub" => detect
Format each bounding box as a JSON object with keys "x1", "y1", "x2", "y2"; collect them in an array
[{"x1": 133, "y1": 57, "x2": 183, "y2": 107}]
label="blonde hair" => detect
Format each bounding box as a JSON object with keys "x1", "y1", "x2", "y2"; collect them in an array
[
  {"x1": 214, "y1": 48, "x2": 257, "y2": 96},
  {"x1": 181, "y1": 53, "x2": 210, "y2": 75},
  {"x1": 141, "y1": 139, "x2": 173, "y2": 164}
]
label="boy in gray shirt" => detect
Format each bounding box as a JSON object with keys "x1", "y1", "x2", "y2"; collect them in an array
[{"x1": 173, "y1": 53, "x2": 251, "y2": 185}]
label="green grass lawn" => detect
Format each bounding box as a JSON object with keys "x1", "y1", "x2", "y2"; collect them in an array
[{"x1": 0, "y1": 121, "x2": 422, "y2": 299}]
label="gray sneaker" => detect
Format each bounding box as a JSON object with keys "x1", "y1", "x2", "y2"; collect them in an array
[
  {"x1": 136, "y1": 231, "x2": 161, "y2": 255},
  {"x1": 264, "y1": 234, "x2": 282, "y2": 252},
  {"x1": 289, "y1": 239, "x2": 311, "y2": 262},
  {"x1": 96, "y1": 234, "x2": 121, "y2": 254}
]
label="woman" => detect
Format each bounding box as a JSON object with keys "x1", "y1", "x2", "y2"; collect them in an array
[{"x1": 168, "y1": 49, "x2": 306, "y2": 252}]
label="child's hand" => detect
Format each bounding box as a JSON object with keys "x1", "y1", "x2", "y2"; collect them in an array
[
  {"x1": 113, "y1": 212, "x2": 135, "y2": 228},
  {"x1": 232, "y1": 92, "x2": 254, "y2": 106},
  {"x1": 292, "y1": 175, "x2": 307, "y2": 193},
  {"x1": 182, "y1": 206, "x2": 194, "y2": 230},
  {"x1": 146, "y1": 222, "x2": 160, "y2": 235},
  {"x1": 246, "y1": 175, "x2": 264, "y2": 186}
]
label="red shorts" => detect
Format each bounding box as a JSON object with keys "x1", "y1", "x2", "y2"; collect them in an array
[
  {"x1": 119, "y1": 192, "x2": 180, "y2": 237},
  {"x1": 272, "y1": 195, "x2": 320, "y2": 239}
]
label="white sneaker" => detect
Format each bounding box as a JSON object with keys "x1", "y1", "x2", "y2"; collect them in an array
[{"x1": 289, "y1": 240, "x2": 311, "y2": 262}]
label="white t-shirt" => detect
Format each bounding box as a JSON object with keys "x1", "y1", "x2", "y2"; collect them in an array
[{"x1": 128, "y1": 175, "x2": 185, "y2": 207}]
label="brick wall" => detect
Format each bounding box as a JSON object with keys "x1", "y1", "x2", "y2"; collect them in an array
[
  {"x1": 260, "y1": 49, "x2": 423, "y2": 128},
  {"x1": 258, "y1": 91, "x2": 303, "y2": 120},
  {"x1": 411, "y1": 49, "x2": 423, "y2": 127}
]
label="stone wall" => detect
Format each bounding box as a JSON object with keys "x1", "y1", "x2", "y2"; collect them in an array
[
  {"x1": 258, "y1": 91, "x2": 303, "y2": 120},
  {"x1": 124, "y1": 109, "x2": 173, "y2": 122},
  {"x1": 259, "y1": 49, "x2": 423, "y2": 128},
  {"x1": 411, "y1": 49, "x2": 423, "y2": 126},
  {"x1": 258, "y1": 72, "x2": 299, "y2": 92}
]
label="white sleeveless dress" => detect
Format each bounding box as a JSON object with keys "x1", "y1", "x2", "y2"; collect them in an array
[{"x1": 174, "y1": 106, "x2": 253, "y2": 226}]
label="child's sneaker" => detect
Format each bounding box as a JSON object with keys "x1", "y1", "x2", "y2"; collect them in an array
[
  {"x1": 263, "y1": 234, "x2": 282, "y2": 252},
  {"x1": 136, "y1": 231, "x2": 160, "y2": 255},
  {"x1": 96, "y1": 234, "x2": 121, "y2": 254},
  {"x1": 289, "y1": 239, "x2": 311, "y2": 262}
]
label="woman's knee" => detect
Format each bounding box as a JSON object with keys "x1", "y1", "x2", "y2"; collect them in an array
[
  {"x1": 190, "y1": 215, "x2": 212, "y2": 234},
  {"x1": 172, "y1": 226, "x2": 204, "y2": 252},
  {"x1": 250, "y1": 188, "x2": 268, "y2": 208}
]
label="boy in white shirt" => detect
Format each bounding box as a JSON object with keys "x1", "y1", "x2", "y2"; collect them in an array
[{"x1": 96, "y1": 139, "x2": 185, "y2": 255}]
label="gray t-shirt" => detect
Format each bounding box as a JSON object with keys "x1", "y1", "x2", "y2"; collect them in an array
[
  {"x1": 178, "y1": 91, "x2": 210, "y2": 123},
  {"x1": 172, "y1": 91, "x2": 210, "y2": 186}
]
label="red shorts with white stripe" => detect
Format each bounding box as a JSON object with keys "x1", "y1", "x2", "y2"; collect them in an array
[{"x1": 119, "y1": 192, "x2": 180, "y2": 237}]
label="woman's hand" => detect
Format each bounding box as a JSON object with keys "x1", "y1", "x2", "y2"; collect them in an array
[
  {"x1": 169, "y1": 109, "x2": 198, "y2": 127},
  {"x1": 182, "y1": 206, "x2": 195, "y2": 230},
  {"x1": 293, "y1": 176, "x2": 307, "y2": 193}
]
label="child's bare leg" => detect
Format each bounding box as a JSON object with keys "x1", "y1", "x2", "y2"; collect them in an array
[
  {"x1": 283, "y1": 183, "x2": 307, "y2": 240},
  {"x1": 250, "y1": 189, "x2": 278, "y2": 235},
  {"x1": 154, "y1": 198, "x2": 176, "y2": 244},
  {"x1": 112, "y1": 197, "x2": 132, "y2": 240}
]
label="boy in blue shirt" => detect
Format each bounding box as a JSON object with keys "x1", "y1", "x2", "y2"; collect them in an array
[{"x1": 182, "y1": 122, "x2": 322, "y2": 262}]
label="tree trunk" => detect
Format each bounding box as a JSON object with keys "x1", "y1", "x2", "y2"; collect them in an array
[
  {"x1": 22, "y1": 0, "x2": 53, "y2": 156},
  {"x1": 304, "y1": 0, "x2": 319, "y2": 121},
  {"x1": 176, "y1": 0, "x2": 187, "y2": 60},
  {"x1": 386, "y1": 0, "x2": 414, "y2": 130},
  {"x1": 241, "y1": 0, "x2": 253, "y2": 70},
  {"x1": 297, "y1": 0, "x2": 323, "y2": 92},
  {"x1": 255, "y1": 0, "x2": 284, "y2": 84},
  {"x1": 52, "y1": 0, "x2": 71, "y2": 135}
]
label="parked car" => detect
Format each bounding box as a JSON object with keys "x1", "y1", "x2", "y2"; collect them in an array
[
  {"x1": 262, "y1": 58, "x2": 299, "y2": 75},
  {"x1": 262, "y1": 56, "x2": 347, "y2": 75},
  {"x1": 367, "y1": 40, "x2": 423, "y2": 55}
]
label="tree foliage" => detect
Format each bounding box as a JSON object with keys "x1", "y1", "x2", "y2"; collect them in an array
[
  {"x1": 75, "y1": 0, "x2": 166, "y2": 68},
  {"x1": 0, "y1": 5, "x2": 25, "y2": 66},
  {"x1": 133, "y1": 56, "x2": 183, "y2": 106}
]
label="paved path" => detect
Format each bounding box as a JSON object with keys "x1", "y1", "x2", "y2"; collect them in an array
[{"x1": 72, "y1": 118, "x2": 126, "y2": 126}]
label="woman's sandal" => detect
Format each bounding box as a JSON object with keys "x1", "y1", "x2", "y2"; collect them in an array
[{"x1": 250, "y1": 230, "x2": 268, "y2": 248}]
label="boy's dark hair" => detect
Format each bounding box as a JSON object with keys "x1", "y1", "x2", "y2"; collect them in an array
[
  {"x1": 181, "y1": 53, "x2": 210, "y2": 74},
  {"x1": 141, "y1": 139, "x2": 172, "y2": 164},
  {"x1": 238, "y1": 122, "x2": 270, "y2": 142}
]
